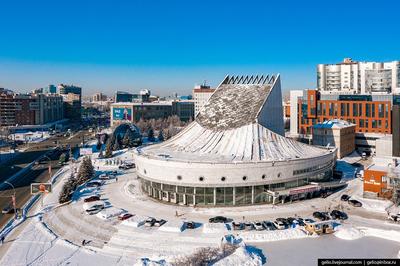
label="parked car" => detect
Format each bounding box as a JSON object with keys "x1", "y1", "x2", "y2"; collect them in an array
[
  {"x1": 232, "y1": 222, "x2": 244, "y2": 230},
  {"x1": 86, "y1": 181, "x2": 102, "y2": 187},
  {"x1": 125, "y1": 163, "x2": 135, "y2": 168},
  {"x1": 273, "y1": 220, "x2": 286, "y2": 230},
  {"x1": 185, "y1": 221, "x2": 196, "y2": 229},
  {"x1": 304, "y1": 218, "x2": 315, "y2": 224},
  {"x1": 118, "y1": 165, "x2": 128, "y2": 170},
  {"x1": 388, "y1": 213, "x2": 400, "y2": 223},
  {"x1": 313, "y1": 212, "x2": 328, "y2": 221},
  {"x1": 154, "y1": 219, "x2": 167, "y2": 227},
  {"x1": 244, "y1": 222, "x2": 254, "y2": 231},
  {"x1": 321, "y1": 212, "x2": 331, "y2": 220},
  {"x1": 99, "y1": 174, "x2": 110, "y2": 180},
  {"x1": 263, "y1": 221, "x2": 276, "y2": 231},
  {"x1": 2, "y1": 206, "x2": 14, "y2": 214},
  {"x1": 84, "y1": 195, "x2": 100, "y2": 202},
  {"x1": 330, "y1": 210, "x2": 348, "y2": 220},
  {"x1": 286, "y1": 217, "x2": 297, "y2": 226},
  {"x1": 348, "y1": 199, "x2": 362, "y2": 207},
  {"x1": 295, "y1": 218, "x2": 306, "y2": 226},
  {"x1": 276, "y1": 218, "x2": 289, "y2": 227},
  {"x1": 118, "y1": 213, "x2": 133, "y2": 221},
  {"x1": 254, "y1": 222, "x2": 264, "y2": 231},
  {"x1": 145, "y1": 217, "x2": 156, "y2": 227},
  {"x1": 341, "y1": 194, "x2": 351, "y2": 201},
  {"x1": 85, "y1": 204, "x2": 104, "y2": 215},
  {"x1": 209, "y1": 216, "x2": 228, "y2": 223}
]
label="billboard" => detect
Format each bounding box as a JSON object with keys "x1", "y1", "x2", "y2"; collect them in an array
[
  {"x1": 80, "y1": 147, "x2": 93, "y2": 155},
  {"x1": 113, "y1": 107, "x2": 132, "y2": 121},
  {"x1": 31, "y1": 183, "x2": 52, "y2": 194}
]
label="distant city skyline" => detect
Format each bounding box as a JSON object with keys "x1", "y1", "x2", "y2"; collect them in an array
[{"x1": 1, "y1": 0, "x2": 399, "y2": 95}]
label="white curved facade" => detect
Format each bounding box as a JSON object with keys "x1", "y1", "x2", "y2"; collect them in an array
[{"x1": 134, "y1": 74, "x2": 337, "y2": 206}]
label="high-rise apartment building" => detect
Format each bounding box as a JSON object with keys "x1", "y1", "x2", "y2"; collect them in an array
[
  {"x1": 58, "y1": 84, "x2": 82, "y2": 119},
  {"x1": 0, "y1": 92, "x2": 64, "y2": 126},
  {"x1": 92, "y1": 92, "x2": 107, "y2": 102},
  {"x1": 193, "y1": 84, "x2": 215, "y2": 115},
  {"x1": 317, "y1": 58, "x2": 400, "y2": 94}
]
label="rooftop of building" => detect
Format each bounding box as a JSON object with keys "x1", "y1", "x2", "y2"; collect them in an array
[
  {"x1": 313, "y1": 119, "x2": 356, "y2": 129},
  {"x1": 196, "y1": 75, "x2": 275, "y2": 131},
  {"x1": 137, "y1": 74, "x2": 334, "y2": 163}
]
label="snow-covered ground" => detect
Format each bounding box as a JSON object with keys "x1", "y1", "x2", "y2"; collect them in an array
[
  {"x1": 9, "y1": 131, "x2": 50, "y2": 143},
  {"x1": 1, "y1": 149, "x2": 399, "y2": 265}
]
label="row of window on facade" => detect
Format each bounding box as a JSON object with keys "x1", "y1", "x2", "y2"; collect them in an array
[
  {"x1": 140, "y1": 171, "x2": 331, "y2": 206},
  {"x1": 317, "y1": 102, "x2": 389, "y2": 118},
  {"x1": 301, "y1": 117, "x2": 389, "y2": 131}
]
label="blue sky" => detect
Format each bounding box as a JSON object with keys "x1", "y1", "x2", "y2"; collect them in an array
[{"x1": 0, "y1": 0, "x2": 399, "y2": 96}]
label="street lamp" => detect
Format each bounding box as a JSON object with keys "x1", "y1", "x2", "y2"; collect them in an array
[{"x1": 4, "y1": 181, "x2": 16, "y2": 215}]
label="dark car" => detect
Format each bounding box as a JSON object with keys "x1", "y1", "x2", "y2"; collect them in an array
[
  {"x1": 145, "y1": 217, "x2": 156, "y2": 227},
  {"x1": 209, "y1": 216, "x2": 228, "y2": 223},
  {"x1": 232, "y1": 222, "x2": 244, "y2": 230},
  {"x1": 185, "y1": 221, "x2": 196, "y2": 229},
  {"x1": 313, "y1": 211, "x2": 328, "y2": 221},
  {"x1": 154, "y1": 219, "x2": 167, "y2": 227},
  {"x1": 84, "y1": 195, "x2": 100, "y2": 202},
  {"x1": 330, "y1": 210, "x2": 348, "y2": 220},
  {"x1": 341, "y1": 194, "x2": 351, "y2": 201},
  {"x1": 262, "y1": 221, "x2": 276, "y2": 231},
  {"x1": 118, "y1": 213, "x2": 133, "y2": 221},
  {"x1": 348, "y1": 199, "x2": 362, "y2": 207},
  {"x1": 2, "y1": 206, "x2": 14, "y2": 214},
  {"x1": 86, "y1": 181, "x2": 102, "y2": 188}
]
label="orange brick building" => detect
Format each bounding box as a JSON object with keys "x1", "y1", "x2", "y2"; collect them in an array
[
  {"x1": 298, "y1": 90, "x2": 392, "y2": 136},
  {"x1": 363, "y1": 165, "x2": 390, "y2": 198}
]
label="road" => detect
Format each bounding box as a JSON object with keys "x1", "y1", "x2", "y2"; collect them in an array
[{"x1": 0, "y1": 129, "x2": 94, "y2": 229}]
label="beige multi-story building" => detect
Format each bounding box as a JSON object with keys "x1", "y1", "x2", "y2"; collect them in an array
[
  {"x1": 92, "y1": 92, "x2": 107, "y2": 102},
  {"x1": 193, "y1": 84, "x2": 215, "y2": 115},
  {"x1": 312, "y1": 119, "x2": 356, "y2": 159},
  {"x1": 317, "y1": 58, "x2": 400, "y2": 94}
]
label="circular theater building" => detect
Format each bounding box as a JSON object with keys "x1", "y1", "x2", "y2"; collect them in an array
[{"x1": 134, "y1": 75, "x2": 337, "y2": 206}]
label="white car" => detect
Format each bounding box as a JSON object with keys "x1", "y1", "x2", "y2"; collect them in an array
[
  {"x1": 273, "y1": 220, "x2": 286, "y2": 230},
  {"x1": 254, "y1": 222, "x2": 264, "y2": 231},
  {"x1": 98, "y1": 174, "x2": 109, "y2": 180}
]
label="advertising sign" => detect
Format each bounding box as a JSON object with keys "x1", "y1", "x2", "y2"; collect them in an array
[
  {"x1": 113, "y1": 107, "x2": 132, "y2": 121},
  {"x1": 31, "y1": 183, "x2": 52, "y2": 194}
]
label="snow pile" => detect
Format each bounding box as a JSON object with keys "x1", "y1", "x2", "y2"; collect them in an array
[
  {"x1": 352, "y1": 196, "x2": 393, "y2": 213},
  {"x1": 214, "y1": 246, "x2": 263, "y2": 266},
  {"x1": 239, "y1": 228, "x2": 309, "y2": 243},
  {"x1": 361, "y1": 227, "x2": 400, "y2": 243},
  {"x1": 121, "y1": 215, "x2": 147, "y2": 228},
  {"x1": 96, "y1": 207, "x2": 126, "y2": 220},
  {"x1": 203, "y1": 223, "x2": 228, "y2": 234},
  {"x1": 334, "y1": 226, "x2": 364, "y2": 240},
  {"x1": 10, "y1": 132, "x2": 50, "y2": 143},
  {"x1": 158, "y1": 220, "x2": 185, "y2": 233}
]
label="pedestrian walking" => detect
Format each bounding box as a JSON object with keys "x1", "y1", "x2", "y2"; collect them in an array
[
  {"x1": 116, "y1": 177, "x2": 118, "y2": 182},
  {"x1": 1, "y1": 235, "x2": 4, "y2": 245},
  {"x1": 82, "y1": 239, "x2": 85, "y2": 246}
]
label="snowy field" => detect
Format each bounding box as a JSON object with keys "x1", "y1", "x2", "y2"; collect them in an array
[
  {"x1": 255, "y1": 236, "x2": 400, "y2": 266},
  {"x1": 1, "y1": 150, "x2": 400, "y2": 265}
]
